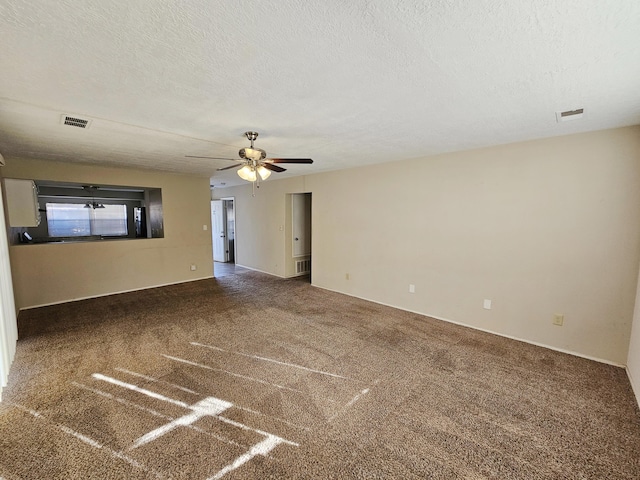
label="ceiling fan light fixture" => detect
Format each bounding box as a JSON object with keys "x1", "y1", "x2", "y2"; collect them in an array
[
  {"x1": 237, "y1": 165, "x2": 257, "y2": 182},
  {"x1": 257, "y1": 165, "x2": 271, "y2": 180},
  {"x1": 201, "y1": 131, "x2": 312, "y2": 193},
  {"x1": 239, "y1": 147, "x2": 266, "y2": 161}
]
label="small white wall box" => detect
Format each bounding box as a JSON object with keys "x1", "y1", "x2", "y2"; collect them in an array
[{"x1": 3, "y1": 178, "x2": 41, "y2": 227}]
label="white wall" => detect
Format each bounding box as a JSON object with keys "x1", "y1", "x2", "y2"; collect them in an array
[
  {"x1": 628, "y1": 265, "x2": 640, "y2": 407},
  {"x1": 0, "y1": 181, "x2": 18, "y2": 402},
  {"x1": 224, "y1": 126, "x2": 640, "y2": 365}
]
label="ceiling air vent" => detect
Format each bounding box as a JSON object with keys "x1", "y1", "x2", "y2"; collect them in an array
[
  {"x1": 556, "y1": 108, "x2": 584, "y2": 123},
  {"x1": 60, "y1": 114, "x2": 92, "y2": 129}
]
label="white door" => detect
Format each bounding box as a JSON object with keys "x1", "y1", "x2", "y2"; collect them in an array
[
  {"x1": 211, "y1": 200, "x2": 226, "y2": 262},
  {"x1": 292, "y1": 193, "x2": 311, "y2": 257}
]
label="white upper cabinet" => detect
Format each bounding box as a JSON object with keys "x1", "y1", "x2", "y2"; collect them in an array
[{"x1": 3, "y1": 178, "x2": 41, "y2": 227}]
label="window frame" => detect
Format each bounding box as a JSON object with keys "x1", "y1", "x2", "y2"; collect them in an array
[{"x1": 45, "y1": 202, "x2": 128, "y2": 238}]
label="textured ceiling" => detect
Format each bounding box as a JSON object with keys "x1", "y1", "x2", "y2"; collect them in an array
[{"x1": 1, "y1": 1, "x2": 639, "y2": 186}]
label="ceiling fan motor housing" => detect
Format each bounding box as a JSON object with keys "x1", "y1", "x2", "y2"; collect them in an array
[{"x1": 239, "y1": 147, "x2": 266, "y2": 161}]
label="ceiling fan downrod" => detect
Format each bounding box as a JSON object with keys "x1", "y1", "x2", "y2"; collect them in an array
[{"x1": 244, "y1": 131, "x2": 259, "y2": 148}]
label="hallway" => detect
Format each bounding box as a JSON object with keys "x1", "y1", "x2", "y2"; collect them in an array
[{"x1": 213, "y1": 261, "x2": 249, "y2": 278}]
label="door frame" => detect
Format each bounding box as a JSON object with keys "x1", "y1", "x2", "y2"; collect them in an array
[
  {"x1": 221, "y1": 196, "x2": 236, "y2": 264},
  {"x1": 211, "y1": 200, "x2": 226, "y2": 263}
]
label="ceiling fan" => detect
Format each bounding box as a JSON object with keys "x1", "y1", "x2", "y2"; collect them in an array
[{"x1": 187, "y1": 131, "x2": 313, "y2": 194}]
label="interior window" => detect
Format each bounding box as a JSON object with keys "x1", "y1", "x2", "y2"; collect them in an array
[{"x1": 9, "y1": 181, "x2": 164, "y2": 245}]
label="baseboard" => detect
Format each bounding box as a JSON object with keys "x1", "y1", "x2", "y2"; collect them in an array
[
  {"x1": 18, "y1": 274, "x2": 628, "y2": 368},
  {"x1": 18, "y1": 276, "x2": 214, "y2": 311},
  {"x1": 0, "y1": 366, "x2": 11, "y2": 403},
  {"x1": 312, "y1": 284, "x2": 625, "y2": 368},
  {"x1": 0, "y1": 376, "x2": 9, "y2": 402},
  {"x1": 627, "y1": 367, "x2": 640, "y2": 409}
]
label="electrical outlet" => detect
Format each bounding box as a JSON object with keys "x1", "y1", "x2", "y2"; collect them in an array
[
  {"x1": 553, "y1": 314, "x2": 564, "y2": 326},
  {"x1": 203, "y1": 224, "x2": 208, "y2": 231},
  {"x1": 345, "y1": 273, "x2": 350, "y2": 280},
  {"x1": 409, "y1": 284, "x2": 415, "y2": 293},
  {"x1": 190, "y1": 264, "x2": 197, "y2": 271},
  {"x1": 483, "y1": 299, "x2": 492, "y2": 310}
]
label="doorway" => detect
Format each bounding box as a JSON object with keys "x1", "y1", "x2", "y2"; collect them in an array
[
  {"x1": 211, "y1": 197, "x2": 235, "y2": 267},
  {"x1": 290, "y1": 192, "x2": 311, "y2": 281}
]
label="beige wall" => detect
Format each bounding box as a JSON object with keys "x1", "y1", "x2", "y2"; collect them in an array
[
  {"x1": 2, "y1": 158, "x2": 213, "y2": 309},
  {"x1": 213, "y1": 177, "x2": 308, "y2": 277},
  {"x1": 221, "y1": 127, "x2": 640, "y2": 365}
]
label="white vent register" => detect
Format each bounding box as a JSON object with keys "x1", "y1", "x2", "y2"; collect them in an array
[
  {"x1": 296, "y1": 259, "x2": 310, "y2": 274},
  {"x1": 556, "y1": 108, "x2": 584, "y2": 122},
  {"x1": 61, "y1": 114, "x2": 92, "y2": 129}
]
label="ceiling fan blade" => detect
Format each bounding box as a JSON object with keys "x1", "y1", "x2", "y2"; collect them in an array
[
  {"x1": 262, "y1": 163, "x2": 286, "y2": 173},
  {"x1": 185, "y1": 155, "x2": 238, "y2": 160},
  {"x1": 266, "y1": 158, "x2": 313, "y2": 164},
  {"x1": 217, "y1": 164, "x2": 243, "y2": 171}
]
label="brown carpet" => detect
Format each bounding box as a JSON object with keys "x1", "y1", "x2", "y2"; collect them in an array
[{"x1": 1, "y1": 271, "x2": 639, "y2": 479}]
